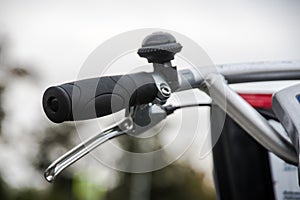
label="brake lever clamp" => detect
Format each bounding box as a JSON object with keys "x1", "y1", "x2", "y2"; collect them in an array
[
  {"x1": 138, "y1": 32, "x2": 182, "y2": 104},
  {"x1": 126, "y1": 104, "x2": 167, "y2": 136}
]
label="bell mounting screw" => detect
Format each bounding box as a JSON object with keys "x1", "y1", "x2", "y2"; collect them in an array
[{"x1": 137, "y1": 32, "x2": 182, "y2": 64}]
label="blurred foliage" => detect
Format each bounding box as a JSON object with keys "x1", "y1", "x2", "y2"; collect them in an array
[
  {"x1": 72, "y1": 173, "x2": 107, "y2": 200},
  {"x1": 0, "y1": 87, "x2": 4, "y2": 134},
  {"x1": 106, "y1": 136, "x2": 216, "y2": 200},
  {"x1": 9, "y1": 68, "x2": 31, "y2": 77},
  {"x1": 106, "y1": 164, "x2": 215, "y2": 200},
  {"x1": 0, "y1": 39, "x2": 216, "y2": 200},
  {"x1": 35, "y1": 124, "x2": 77, "y2": 171}
]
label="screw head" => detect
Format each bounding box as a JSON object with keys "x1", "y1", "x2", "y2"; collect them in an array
[{"x1": 160, "y1": 84, "x2": 171, "y2": 97}]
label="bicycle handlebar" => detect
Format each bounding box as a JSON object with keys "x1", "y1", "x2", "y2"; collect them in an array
[
  {"x1": 43, "y1": 61, "x2": 300, "y2": 123},
  {"x1": 43, "y1": 72, "x2": 158, "y2": 123},
  {"x1": 42, "y1": 60, "x2": 300, "y2": 181}
]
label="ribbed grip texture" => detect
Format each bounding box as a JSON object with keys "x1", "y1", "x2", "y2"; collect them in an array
[{"x1": 42, "y1": 72, "x2": 158, "y2": 123}]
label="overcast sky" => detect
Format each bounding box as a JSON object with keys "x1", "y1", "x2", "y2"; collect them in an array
[
  {"x1": 0, "y1": 0, "x2": 299, "y2": 135},
  {"x1": 0, "y1": 0, "x2": 299, "y2": 84}
]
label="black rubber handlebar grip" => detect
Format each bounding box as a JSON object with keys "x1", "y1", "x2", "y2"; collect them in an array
[{"x1": 42, "y1": 72, "x2": 158, "y2": 123}]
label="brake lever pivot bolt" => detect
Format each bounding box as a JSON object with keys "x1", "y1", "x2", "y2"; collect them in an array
[{"x1": 160, "y1": 84, "x2": 171, "y2": 97}]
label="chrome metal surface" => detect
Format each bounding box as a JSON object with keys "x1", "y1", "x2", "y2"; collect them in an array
[
  {"x1": 178, "y1": 60, "x2": 300, "y2": 90},
  {"x1": 202, "y1": 73, "x2": 298, "y2": 165},
  {"x1": 44, "y1": 104, "x2": 167, "y2": 182},
  {"x1": 44, "y1": 118, "x2": 133, "y2": 182}
]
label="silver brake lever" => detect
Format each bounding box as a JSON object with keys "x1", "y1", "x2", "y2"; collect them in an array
[
  {"x1": 44, "y1": 104, "x2": 167, "y2": 182},
  {"x1": 44, "y1": 117, "x2": 132, "y2": 182}
]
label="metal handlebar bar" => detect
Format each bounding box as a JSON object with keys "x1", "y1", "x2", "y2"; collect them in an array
[
  {"x1": 42, "y1": 31, "x2": 300, "y2": 182},
  {"x1": 201, "y1": 73, "x2": 298, "y2": 165}
]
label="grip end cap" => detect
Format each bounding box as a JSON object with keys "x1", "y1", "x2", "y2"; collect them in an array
[{"x1": 43, "y1": 86, "x2": 72, "y2": 123}]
